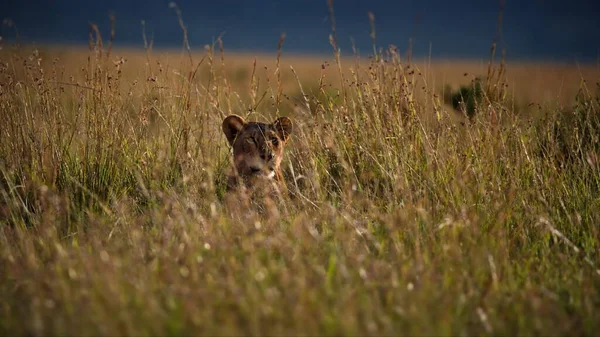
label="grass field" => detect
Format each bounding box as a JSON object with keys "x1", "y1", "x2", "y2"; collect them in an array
[{"x1": 1, "y1": 19, "x2": 600, "y2": 336}]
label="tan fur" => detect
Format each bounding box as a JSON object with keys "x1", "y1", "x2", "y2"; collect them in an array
[{"x1": 222, "y1": 114, "x2": 293, "y2": 193}]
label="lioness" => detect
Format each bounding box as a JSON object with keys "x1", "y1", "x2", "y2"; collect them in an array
[{"x1": 222, "y1": 114, "x2": 293, "y2": 193}]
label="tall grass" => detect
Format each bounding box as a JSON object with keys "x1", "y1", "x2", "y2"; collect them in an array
[{"x1": 1, "y1": 6, "x2": 600, "y2": 336}]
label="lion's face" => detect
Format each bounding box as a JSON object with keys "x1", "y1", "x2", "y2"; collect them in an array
[{"x1": 222, "y1": 115, "x2": 293, "y2": 186}]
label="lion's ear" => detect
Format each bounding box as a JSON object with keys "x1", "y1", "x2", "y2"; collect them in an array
[
  {"x1": 272, "y1": 116, "x2": 293, "y2": 142},
  {"x1": 222, "y1": 115, "x2": 246, "y2": 146}
]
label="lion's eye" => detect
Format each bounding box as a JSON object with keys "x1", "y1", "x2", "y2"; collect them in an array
[
  {"x1": 246, "y1": 138, "x2": 256, "y2": 145},
  {"x1": 271, "y1": 138, "x2": 279, "y2": 146}
]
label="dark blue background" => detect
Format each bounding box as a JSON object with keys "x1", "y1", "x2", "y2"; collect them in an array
[{"x1": 1, "y1": 0, "x2": 599, "y2": 61}]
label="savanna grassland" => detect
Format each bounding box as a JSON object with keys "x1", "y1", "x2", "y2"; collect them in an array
[{"x1": 1, "y1": 9, "x2": 600, "y2": 336}]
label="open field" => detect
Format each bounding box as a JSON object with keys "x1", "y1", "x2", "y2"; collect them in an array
[
  {"x1": 1, "y1": 38, "x2": 600, "y2": 336},
  {"x1": 22, "y1": 45, "x2": 600, "y2": 107}
]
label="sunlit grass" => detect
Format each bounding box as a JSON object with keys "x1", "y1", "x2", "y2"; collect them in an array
[{"x1": 1, "y1": 8, "x2": 600, "y2": 336}]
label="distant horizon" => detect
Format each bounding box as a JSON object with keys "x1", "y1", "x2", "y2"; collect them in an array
[
  {"x1": 1, "y1": 0, "x2": 599, "y2": 63},
  {"x1": 11, "y1": 41, "x2": 598, "y2": 65}
]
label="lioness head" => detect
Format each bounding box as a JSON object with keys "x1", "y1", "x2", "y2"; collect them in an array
[{"x1": 222, "y1": 114, "x2": 293, "y2": 188}]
